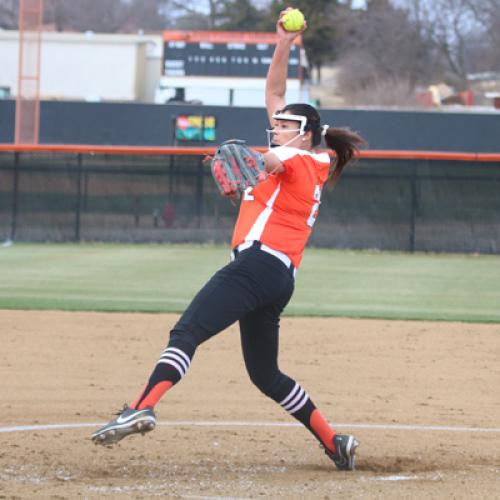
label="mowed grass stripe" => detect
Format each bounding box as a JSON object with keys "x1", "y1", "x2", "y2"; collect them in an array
[{"x1": 1, "y1": 243, "x2": 499, "y2": 322}]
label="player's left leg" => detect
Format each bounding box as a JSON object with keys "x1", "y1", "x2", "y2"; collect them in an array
[
  {"x1": 91, "y1": 259, "x2": 261, "y2": 445},
  {"x1": 239, "y1": 305, "x2": 359, "y2": 470},
  {"x1": 91, "y1": 246, "x2": 293, "y2": 445},
  {"x1": 125, "y1": 246, "x2": 295, "y2": 413}
]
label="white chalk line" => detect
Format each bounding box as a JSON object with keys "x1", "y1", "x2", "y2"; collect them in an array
[{"x1": 1, "y1": 420, "x2": 500, "y2": 434}]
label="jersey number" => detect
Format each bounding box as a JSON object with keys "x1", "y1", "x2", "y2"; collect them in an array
[
  {"x1": 307, "y1": 185, "x2": 322, "y2": 228},
  {"x1": 243, "y1": 187, "x2": 254, "y2": 201}
]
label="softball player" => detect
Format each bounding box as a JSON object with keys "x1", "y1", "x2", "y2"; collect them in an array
[{"x1": 92, "y1": 10, "x2": 366, "y2": 471}]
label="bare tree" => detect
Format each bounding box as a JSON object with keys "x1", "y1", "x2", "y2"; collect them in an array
[
  {"x1": 217, "y1": 0, "x2": 265, "y2": 31},
  {"x1": 44, "y1": 0, "x2": 172, "y2": 33},
  {"x1": 400, "y1": 0, "x2": 499, "y2": 84},
  {"x1": 462, "y1": 0, "x2": 500, "y2": 71},
  {"x1": 423, "y1": 0, "x2": 473, "y2": 85},
  {"x1": 73, "y1": 0, "x2": 131, "y2": 33},
  {"x1": 170, "y1": 0, "x2": 224, "y2": 30},
  {"x1": 44, "y1": 0, "x2": 71, "y2": 31},
  {"x1": 43, "y1": 0, "x2": 129, "y2": 32},
  {"x1": 335, "y1": 0, "x2": 442, "y2": 102},
  {"x1": 128, "y1": 0, "x2": 172, "y2": 31},
  {"x1": 0, "y1": 0, "x2": 18, "y2": 29}
]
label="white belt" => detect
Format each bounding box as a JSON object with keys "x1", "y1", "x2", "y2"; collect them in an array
[
  {"x1": 260, "y1": 243, "x2": 292, "y2": 269},
  {"x1": 231, "y1": 241, "x2": 296, "y2": 277}
]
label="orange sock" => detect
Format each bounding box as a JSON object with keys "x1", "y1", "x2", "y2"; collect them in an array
[
  {"x1": 310, "y1": 409, "x2": 336, "y2": 452},
  {"x1": 130, "y1": 381, "x2": 173, "y2": 410}
]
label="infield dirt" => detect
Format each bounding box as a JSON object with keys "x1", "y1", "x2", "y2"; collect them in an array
[{"x1": 1, "y1": 310, "x2": 499, "y2": 499}]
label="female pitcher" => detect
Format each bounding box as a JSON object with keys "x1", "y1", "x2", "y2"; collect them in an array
[{"x1": 92, "y1": 9, "x2": 366, "y2": 471}]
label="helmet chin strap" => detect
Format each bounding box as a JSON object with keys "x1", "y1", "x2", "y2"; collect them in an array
[{"x1": 266, "y1": 128, "x2": 302, "y2": 150}]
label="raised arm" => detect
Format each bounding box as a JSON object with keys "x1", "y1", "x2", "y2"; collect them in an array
[{"x1": 265, "y1": 9, "x2": 307, "y2": 124}]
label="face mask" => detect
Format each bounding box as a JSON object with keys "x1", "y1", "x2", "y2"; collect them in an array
[{"x1": 267, "y1": 112, "x2": 308, "y2": 150}]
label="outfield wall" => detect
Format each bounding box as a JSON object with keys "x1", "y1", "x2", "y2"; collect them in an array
[{"x1": 1, "y1": 100, "x2": 500, "y2": 152}]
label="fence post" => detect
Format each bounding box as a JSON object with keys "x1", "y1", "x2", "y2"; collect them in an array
[
  {"x1": 196, "y1": 156, "x2": 204, "y2": 228},
  {"x1": 83, "y1": 165, "x2": 89, "y2": 212},
  {"x1": 75, "y1": 153, "x2": 83, "y2": 242},
  {"x1": 9, "y1": 152, "x2": 20, "y2": 241},
  {"x1": 168, "y1": 153, "x2": 174, "y2": 196},
  {"x1": 408, "y1": 162, "x2": 418, "y2": 252}
]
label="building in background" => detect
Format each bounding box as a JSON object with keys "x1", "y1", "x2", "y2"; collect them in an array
[
  {"x1": 1, "y1": 29, "x2": 309, "y2": 107},
  {"x1": 0, "y1": 30, "x2": 162, "y2": 102}
]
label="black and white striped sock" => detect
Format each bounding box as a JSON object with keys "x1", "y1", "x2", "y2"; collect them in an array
[
  {"x1": 278, "y1": 381, "x2": 317, "y2": 433},
  {"x1": 132, "y1": 344, "x2": 194, "y2": 409},
  {"x1": 280, "y1": 382, "x2": 310, "y2": 415},
  {"x1": 157, "y1": 346, "x2": 191, "y2": 380}
]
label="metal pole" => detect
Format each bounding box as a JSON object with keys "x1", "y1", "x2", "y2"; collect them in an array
[
  {"x1": 409, "y1": 163, "x2": 418, "y2": 252},
  {"x1": 169, "y1": 153, "x2": 174, "y2": 196},
  {"x1": 75, "y1": 153, "x2": 83, "y2": 242},
  {"x1": 83, "y1": 168, "x2": 89, "y2": 212},
  {"x1": 196, "y1": 155, "x2": 204, "y2": 228},
  {"x1": 9, "y1": 152, "x2": 20, "y2": 241}
]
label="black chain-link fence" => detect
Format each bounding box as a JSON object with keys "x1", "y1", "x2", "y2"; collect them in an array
[{"x1": 1, "y1": 151, "x2": 499, "y2": 253}]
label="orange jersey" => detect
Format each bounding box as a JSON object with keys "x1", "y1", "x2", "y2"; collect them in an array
[{"x1": 231, "y1": 146, "x2": 331, "y2": 268}]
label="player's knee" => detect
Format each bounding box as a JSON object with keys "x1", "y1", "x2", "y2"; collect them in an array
[
  {"x1": 170, "y1": 312, "x2": 219, "y2": 349},
  {"x1": 248, "y1": 369, "x2": 284, "y2": 399}
]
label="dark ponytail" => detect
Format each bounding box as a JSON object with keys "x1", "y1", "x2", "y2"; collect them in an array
[
  {"x1": 278, "y1": 103, "x2": 367, "y2": 187},
  {"x1": 324, "y1": 127, "x2": 367, "y2": 186}
]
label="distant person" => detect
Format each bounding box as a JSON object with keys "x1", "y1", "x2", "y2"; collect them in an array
[
  {"x1": 162, "y1": 202, "x2": 175, "y2": 228},
  {"x1": 91, "y1": 9, "x2": 366, "y2": 471}
]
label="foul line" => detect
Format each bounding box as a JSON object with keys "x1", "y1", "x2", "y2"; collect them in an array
[{"x1": 1, "y1": 420, "x2": 500, "y2": 434}]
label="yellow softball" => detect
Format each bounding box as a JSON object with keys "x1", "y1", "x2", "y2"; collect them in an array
[{"x1": 282, "y1": 8, "x2": 305, "y2": 32}]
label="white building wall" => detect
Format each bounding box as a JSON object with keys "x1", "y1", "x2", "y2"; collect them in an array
[
  {"x1": 143, "y1": 43, "x2": 163, "y2": 102},
  {"x1": 0, "y1": 32, "x2": 18, "y2": 97},
  {"x1": 0, "y1": 30, "x2": 162, "y2": 101}
]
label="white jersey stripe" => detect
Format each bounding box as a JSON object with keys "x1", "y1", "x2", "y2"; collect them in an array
[
  {"x1": 279, "y1": 382, "x2": 299, "y2": 406},
  {"x1": 282, "y1": 387, "x2": 305, "y2": 411},
  {"x1": 166, "y1": 347, "x2": 191, "y2": 367},
  {"x1": 287, "y1": 393, "x2": 309, "y2": 414},
  {"x1": 244, "y1": 184, "x2": 281, "y2": 242},
  {"x1": 159, "y1": 352, "x2": 188, "y2": 373}
]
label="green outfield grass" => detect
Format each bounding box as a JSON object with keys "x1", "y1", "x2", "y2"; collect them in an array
[{"x1": 1, "y1": 243, "x2": 499, "y2": 323}]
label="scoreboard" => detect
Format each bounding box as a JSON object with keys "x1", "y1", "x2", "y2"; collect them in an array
[{"x1": 162, "y1": 31, "x2": 302, "y2": 79}]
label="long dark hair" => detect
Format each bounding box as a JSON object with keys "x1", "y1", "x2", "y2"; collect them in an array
[{"x1": 279, "y1": 103, "x2": 367, "y2": 186}]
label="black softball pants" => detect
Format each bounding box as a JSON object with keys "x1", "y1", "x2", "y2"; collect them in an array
[
  {"x1": 169, "y1": 241, "x2": 296, "y2": 400},
  {"x1": 134, "y1": 242, "x2": 333, "y2": 451}
]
